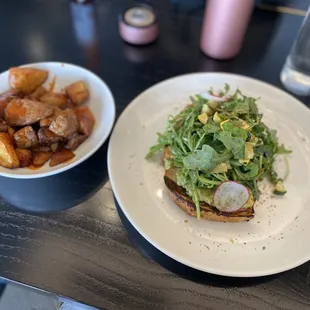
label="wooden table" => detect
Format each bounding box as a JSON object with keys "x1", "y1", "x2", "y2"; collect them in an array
[{"x1": 0, "y1": 0, "x2": 310, "y2": 309}]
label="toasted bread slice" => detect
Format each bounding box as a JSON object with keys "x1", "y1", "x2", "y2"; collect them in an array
[{"x1": 163, "y1": 147, "x2": 255, "y2": 222}]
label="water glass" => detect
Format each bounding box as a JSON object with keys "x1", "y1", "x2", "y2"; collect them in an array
[{"x1": 281, "y1": 7, "x2": 310, "y2": 95}]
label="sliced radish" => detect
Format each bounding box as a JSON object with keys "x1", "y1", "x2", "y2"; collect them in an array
[
  {"x1": 213, "y1": 181, "x2": 250, "y2": 213},
  {"x1": 199, "y1": 92, "x2": 228, "y2": 102}
]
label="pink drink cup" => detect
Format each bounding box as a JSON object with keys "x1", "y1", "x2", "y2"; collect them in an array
[{"x1": 200, "y1": 0, "x2": 254, "y2": 60}]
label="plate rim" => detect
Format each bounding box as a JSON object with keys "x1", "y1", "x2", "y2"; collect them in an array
[
  {"x1": 0, "y1": 61, "x2": 116, "y2": 179},
  {"x1": 108, "y1": 72, "x2": 310, "y2": 277}
]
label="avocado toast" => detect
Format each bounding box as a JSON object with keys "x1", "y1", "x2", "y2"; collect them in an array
[{"x1": 147, "y1": 85, "x2": 291, "y2": 221}]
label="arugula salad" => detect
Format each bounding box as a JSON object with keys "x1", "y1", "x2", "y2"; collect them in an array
[{"x1": 146, "y1": 85, "x2": 291, "y2": 219}]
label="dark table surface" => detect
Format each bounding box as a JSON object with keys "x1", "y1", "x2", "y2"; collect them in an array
[{"x1": 1, "y1": 0, "x2": 310, "y2": 309}]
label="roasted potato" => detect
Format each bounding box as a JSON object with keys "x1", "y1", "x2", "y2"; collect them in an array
[
  {"x1": 40, "y1": 92, "x2": 68, "y2": 108},
  {"x1": 38, "y1": 128, "x2": 62, "y2": 145},
  {"x1": 32, "y1": 151, "x2": 52, "y2": 167},
  {"x1": 65, "y1": 99, "x2": 75, "y2": 110},
  {"x1": 7, "y1": 126, "x2": 16, "y2": 139},
  {"x1": 5, "y1": 98, "x2": 54, "y2": 126},
  {"x1": 16, "y1": 148, "x2": 32, "y2": 167},
  {"x1": 0, "y1": 101, "x2": 9, "y2": 119},
  {"x1": 33, "y1": 146, "x2": 51, "y2": 152},
  {"x1": 74, "y1": 106, "x2": 95, "y2": 136},
  {"x1": 0, "y1": 90, "x2": 21, "y2": 119},
  {"x1": 9, "y1": 67, "x2": 48, "y2": 94},
  {"x1": 50, "y1": 143, "x2": 58, "y2": 152},
  {"x1": 50, "y1": 148, "x2": 75, "y2": 167},
  {"x1": 0, "y1": 89, "x2": 20, "y2": 103},
  {"x1": 28, "y1": 86, "x2": 47, "y2": 100},
  {"x1": 65, "y1": 81, "x2": 89, "y2": 105},
  {"x1": 39, "y1": 118, "x2": 51, "y2": 127},
  {"x1": 0, "y1": 132, "x2": 20, "y2": 168},
  {"x1": 65, "y1": 134, "x2": 87, "y2": 151},
  {"x1": 14, "y1": 126, "x2": 39, "y2": 149},
  {"x1": 0, "y1": 119, "x2": 8, "y2": 132},
  {"x1": 49, "y1": 109, "x2": 78, "y2": 138},
  {"x1": 39, "y1": 107, "x2": 62, "y2": 127}
]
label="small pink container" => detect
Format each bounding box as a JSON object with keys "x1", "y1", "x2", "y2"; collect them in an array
[
  {"x1": 119, "y1": 5, "x2": 158, "y2": 45},
  {"x1": 200, "y1": 0, "x2": 254, "y2": 60}
]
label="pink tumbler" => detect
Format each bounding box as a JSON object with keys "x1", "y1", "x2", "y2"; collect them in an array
[{"x1": 200, "y1": 0, "x2": 254, "y2": 60}]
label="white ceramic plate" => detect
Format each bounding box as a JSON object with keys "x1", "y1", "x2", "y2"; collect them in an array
[
  {"x1": 108, "y1": 73, "x2": 310, "y2": 277},
  {"x1": 0, "y1": 62, "x2": 115, "y2": 179}
]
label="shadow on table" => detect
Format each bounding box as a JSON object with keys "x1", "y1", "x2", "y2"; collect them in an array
[
  {"x1": 116, "y1": 201, "x2": 280, "y2": 287},
  {"x1": 0, "y1": 141, "x2": 109, "y2": 213}
]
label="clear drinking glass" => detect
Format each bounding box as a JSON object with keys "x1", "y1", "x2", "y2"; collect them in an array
[{"x1": 281, "y1": 7, "x2": 310, "y2": 95}]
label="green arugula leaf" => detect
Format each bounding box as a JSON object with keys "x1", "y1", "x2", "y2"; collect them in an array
[
  {"x1": 218, "y1": 100, "x2": 237, "y2": 112},
  {"x1": 251, "y1": 124, "x2": 266, "y2": 136},
  {"x1": 203, "y1": 123, "x2": 220, "y2": 134},
  {"x1": 234, "y1": 99, "x2": 250, "y2": 114},
  {"x1": 217, "y1": 97, "x2": 249, "y2": 114},
  {"x1": 145, "y1": 143, "x2": 165, "y2": 159},
  {"x1": 157, "y1": 132, "x2": 172, "y2": 145},
  {"x1": 276, "y1": 144, "x2": 292, "y2": 154},
  {"x1": 183, "y1": 145, "x2": 218, "y2": 171},
  {"x1": 222, "y1": 121, "x2": 248, "y2": 140},
  {"x1": 255, "y1": 145, "x2": 273, "y2": 160},
  {"x1": 242, "y1": 180, "x2": 261, "y2": 200},
  {"x1": 182, "y1": 145, "x2": 231, "y2": 171},
  {"x1": 216, "y1": 131, "x2": 245, "y2": 159},
  {"x1": 268, "y1": 129, "x2": 278, "y2": 145},
  {"x1": 234, "y1": 163, "x2": 259, "y2": 180},
  {"x1": 248, "y1": 98, "x2": 259, "y2": 115},
  {"x1": 219, "y1": 83, "x2": 230, "y2": 97}
]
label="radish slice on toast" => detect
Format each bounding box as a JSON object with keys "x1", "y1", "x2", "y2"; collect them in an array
[
  {"x1": 200, "y1": 92, "x2": 228, "y2": 102},
  {"x1": 213, "y1": 181, "x2": 250, "y2": 212}
]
